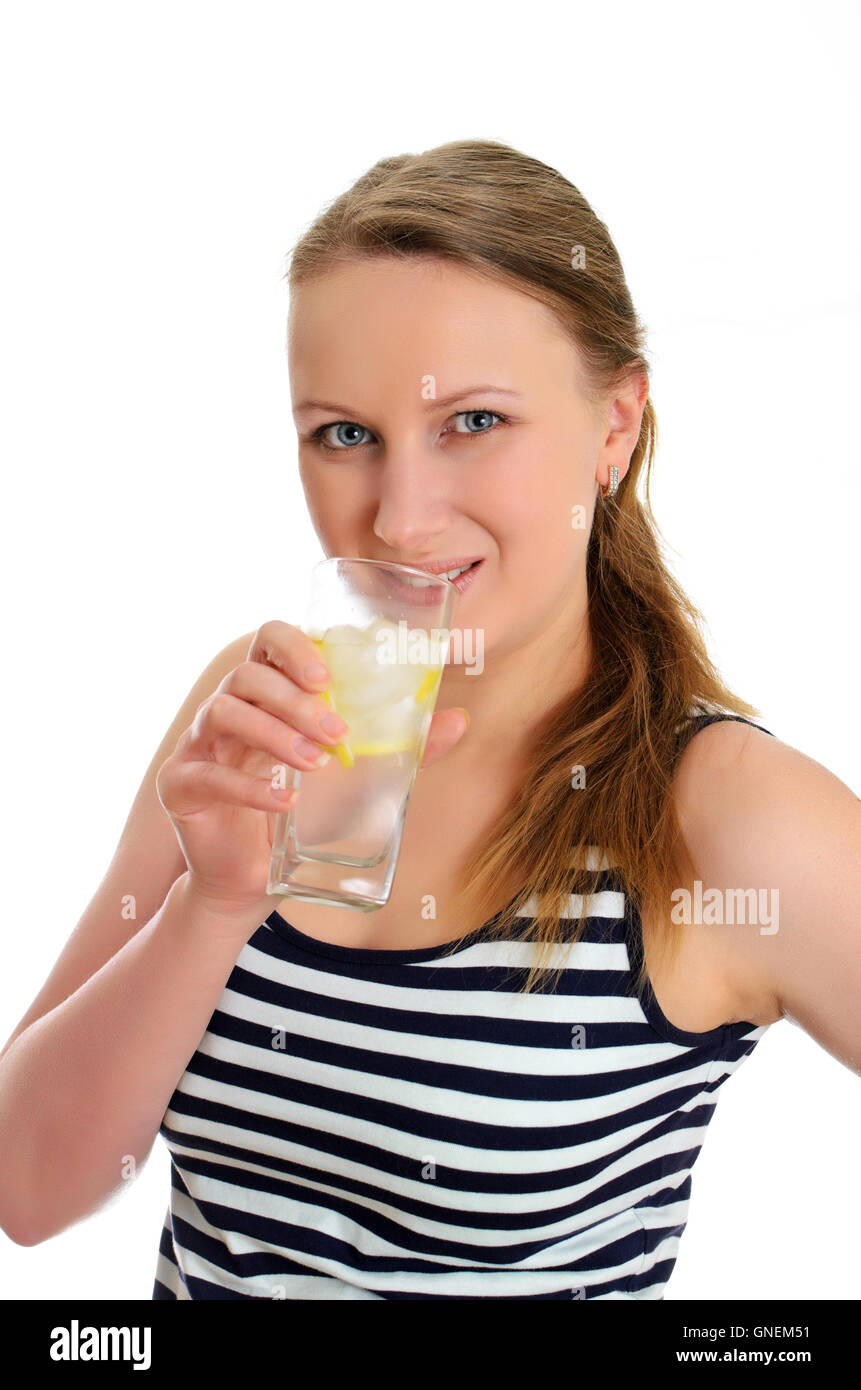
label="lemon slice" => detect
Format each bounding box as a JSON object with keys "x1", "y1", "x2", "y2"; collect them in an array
[
  {"x1": 308, "y1": 632, "x2": 438, "y2": 764},
  {"x1": 414, "y1": 668, "x2": 442, "y2": 704},
  {"x1": 329, "y1": 740, "x2": 356, "y2": 769},
  {"x1": 350, "y1": 738, "x2": 417, "y2": 756}
]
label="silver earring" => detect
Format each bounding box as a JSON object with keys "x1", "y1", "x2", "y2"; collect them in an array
[{"x1": 601, "y1": 465, "x2": 619, "y2": 499}]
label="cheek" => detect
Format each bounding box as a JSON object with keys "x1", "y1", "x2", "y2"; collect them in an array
[
  {"x1": 490, "y1": 427, "x2": 594, "y2": 525},
  {"x1": 300, "y1": 462, "x2": 363, "y2": 540},
  {"x1": 487, "y1": 456, "x2": 592, "y2": 563},
  {"x1": 300, "y1": 479, "x2": 331, "y2": 539}
]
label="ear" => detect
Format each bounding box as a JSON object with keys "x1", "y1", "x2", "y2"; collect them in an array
[{"x1": 598, "y1": 367, "x2": 649, "y2": 490}]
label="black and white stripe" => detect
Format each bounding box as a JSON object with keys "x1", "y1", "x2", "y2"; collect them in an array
[{"x1": 152, "y1": 827, "x2": 769, "y2": 1300}]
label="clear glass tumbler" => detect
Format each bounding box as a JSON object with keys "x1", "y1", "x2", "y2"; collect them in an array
[{"x1": 267, "y1": 557, "x2": 456, "y2": 911}]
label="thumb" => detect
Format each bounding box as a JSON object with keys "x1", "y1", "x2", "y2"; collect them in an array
[{"x1": 420, "y1": 707, "x2": 470, "y2": 769}]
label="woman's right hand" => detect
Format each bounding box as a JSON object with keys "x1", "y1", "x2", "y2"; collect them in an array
[{"x1": 156, "y1": 620, "x2": 350, "y2": 918}]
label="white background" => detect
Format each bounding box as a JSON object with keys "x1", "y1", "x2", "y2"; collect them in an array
[{"x1": 0, "y1": 0, "x2": 858, "y2": 1301}]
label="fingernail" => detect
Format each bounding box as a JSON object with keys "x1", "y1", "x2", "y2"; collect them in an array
[
  {"x1": 296, "y1": 736, "x2": 329, "y2": 764},
  {"x1": 320, "y1": 711, "x2": 348, "y2": 737},
  {"x1": 304, "y1": 661, "x2": 330, "y2": 684}
]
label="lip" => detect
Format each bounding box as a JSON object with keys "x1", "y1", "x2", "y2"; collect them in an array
[
  {"x1": 374, "y1": 558, "x2": 484, "y2": 607},
  {"x1": 372, "y1": 556, "x2": 484, "y2": 577}
]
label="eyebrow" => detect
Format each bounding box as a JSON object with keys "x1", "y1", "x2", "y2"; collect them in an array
[{"x1": 293, "y1": 385, "x2": 523, "y2": 417}]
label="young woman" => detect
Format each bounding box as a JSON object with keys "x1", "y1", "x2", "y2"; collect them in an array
[{"x1": 1, "y1": 140, "x2": 858, "y2": 1300}]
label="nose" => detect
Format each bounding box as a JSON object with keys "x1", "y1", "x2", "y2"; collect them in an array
[{"x1": 372, "y1": 450, "x2": 453, "y2": 553}]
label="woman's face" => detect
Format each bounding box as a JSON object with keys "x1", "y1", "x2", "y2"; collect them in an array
[{"x1": 288, "y1": 256, "x2": 642, "y2": 664}]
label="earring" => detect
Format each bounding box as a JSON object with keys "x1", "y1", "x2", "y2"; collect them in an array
[{"x1": 600, "y1": 465, "x2": 619, "y2": 499}]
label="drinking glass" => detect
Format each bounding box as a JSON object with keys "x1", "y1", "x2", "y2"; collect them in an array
[{"x1": 267, "y1": 557, "x2": 456, "y2": 911}]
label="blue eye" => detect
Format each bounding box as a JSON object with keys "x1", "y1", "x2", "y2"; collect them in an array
[
  {"x1": 310, "y1": 421, "x2": 373, "y2": 451},
  {"x1": 452, "y1": 409, "x2": 502, "y2": 435},
  {"x1": 307, "y1": 409, "x2": 508, "y2": 454}
]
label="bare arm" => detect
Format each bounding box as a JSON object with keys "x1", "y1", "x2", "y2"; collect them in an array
[
  {"x1": 0, "y1": 632, "x2": 257, "y2": 1069},
  {"x1": 0, "y1": 874, "x2": 264, "y2": 1246},
  {"x1": 0, "y1": 629, "x2": 258, "y2": 1246},
  {"x1": 673, "y1": 720, "x2": 861, "y2": 1074},
  {"x1": 0, "y1": 618, "x2": 468, "y2": 1247}
]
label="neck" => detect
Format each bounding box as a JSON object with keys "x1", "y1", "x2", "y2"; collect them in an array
[{"x1": 437, "y1": 568, "x2": 593, "y2": 772}]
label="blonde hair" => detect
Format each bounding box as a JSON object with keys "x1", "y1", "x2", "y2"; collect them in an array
[{"x1": 285, "y1": 138, "x2": 759, "y2": 995}]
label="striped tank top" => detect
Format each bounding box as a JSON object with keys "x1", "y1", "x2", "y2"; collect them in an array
[{"x1": 152, "y1": 712, "x2": 774, "y2": 1300}]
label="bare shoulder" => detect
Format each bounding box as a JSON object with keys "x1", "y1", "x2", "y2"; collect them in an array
[
  {"x1": 669, "y1": 717, "x2": 861, "y2": 1065},
  {"x1": 672, "y1": 716, "x2": 858, "y2": 852},
  {"x1": 208, "y1": 629, "x2": 257, "y2": 677}
]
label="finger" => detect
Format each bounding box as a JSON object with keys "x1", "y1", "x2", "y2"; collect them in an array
[
  {"x1": 189, "y1": 691, "x2": 336, "y2": 772},
  {"x1": 158, "y1": 756, "x2": 299, "y2": 819},
  {"x1": 420, "y1": 707, "x2": 470, "y2": 769},
  {"x1": 247, "y1": 620, "x2": 333, "y2": 694},
  {"x1": 219, "y1": 661, "x2": 349, "y2": 746}
]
